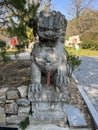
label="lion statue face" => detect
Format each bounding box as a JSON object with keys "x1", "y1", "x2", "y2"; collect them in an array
[{"x1": 36, "y1": 11, "x2": 67, "y2": 46}]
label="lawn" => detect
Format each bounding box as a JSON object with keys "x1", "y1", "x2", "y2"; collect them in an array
[
  {"x1": 5, "y1": 47, "x2": 98, "y2": 56},
  {"x1": 6, "y1": 48, "x2": 18, "y2": 55},
  {"x1": 6, "y1": 48, "x2": 25, "y2": 55},
  {"x1": 65, "y1": 47, "x2": 98, "y2": 56}
]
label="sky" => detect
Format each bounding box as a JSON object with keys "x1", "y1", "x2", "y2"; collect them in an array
[{"x1": 50, "y1": 0, "x2": 98, "y2": 20}]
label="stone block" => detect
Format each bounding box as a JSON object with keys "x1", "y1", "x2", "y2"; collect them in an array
[
  {"x1": 4, "y1": 103, "x2": 18, "y2": 114},
  {"x1": 6, "y1": 100, "x2": 14, "y2": 103},
  {"x1": 0, "y1": 95, "x2": 6, "y2": 106},
  {"x1": 18, "y1": 106, "x2": 30, "y2": 114},
  {"x1": 0, "y1": 107, "x2": 6, "y2": 124},
  {"x1": 17, "y1": 85, "x2": 28, "y2": 98},
  {"x1": 25, "y1": 124, "x2": 69, "y2": 130},
  {"x1": 65, "y1": 104, "x2": 87, "y2": 127},
  {"x1": 7, "y1": 90, "x2": 19, "y2": 100},
  {"x1": 0, "y1": 87, "x2": 9, "y2": 96},
  {"x1": 28, "y1": 85, "x2": 68, "y2": 102},
  {"x1": 0, "y1": 88, "x2": 8, "y2": 106},
  {"x1": 6, "y1": 115, "x2": 28, "y2": 124},
  {"x1": 29, "y1": 110, "x2": 67, "y2": 124},
  {"x1": 32, "y1": 102, "x2": 62, "y2": 111},
  {"x1": 16, "y1": 98, "x2": 30, "y2": 106},
  {"x1": 69, "y1": 128, "x2": 91, "y2": 130}
]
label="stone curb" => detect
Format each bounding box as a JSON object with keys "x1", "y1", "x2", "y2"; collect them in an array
[
  {"x1": 78, "y1": 85, "x2": 98, "y2": 130},
  {"x1": 72, "y1": 73, "x2": 98, "y2": 130}
]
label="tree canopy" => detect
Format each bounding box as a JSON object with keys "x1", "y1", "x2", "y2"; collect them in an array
[
  {"x1": 66, "y1": 0, "x2": 94, "y2": 19},
  {"x1": 0, "y1": 0, "x2": 43, "y2": 43},
  {"x1": 66, "y1": 9, "x2": 98, "y2": 42}
]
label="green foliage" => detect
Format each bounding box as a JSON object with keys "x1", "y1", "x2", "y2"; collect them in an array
[
  {"x1": 19, "y1": 117, "x2": 29, "y2": 130},
  {"x1": 26, "y1": 27, "x2": 34, "y2": 42},
  {"x1": 0, "y1": 51, "x2": 11, "y2": 63},
  {"x1": 7, "y1": 24, "x2": 27, "y2": 41},
  {"x1": 0, "y1": 40, "x2": 6, "y2": 48},
  {"x1": 8, "y1": 0, "x2": 26, "y2": 11},
  {"x1": 66, "y1": 10, "x2": 98, "y2": 43},
  {"x1": 65, "y1": 49, "x2": 81, "y2": 77},
  {"x1": 0, "y1": 40, "x2": 11, "y2": 62},
  {"x1": 16, "y1": 44, "x2": 25, "y2": 52},
  {"x1": 81, "y1": 41, "x2": 98, "y2": 50},
  {"x1": 6, "y1": 0, "x2": 42, "y2": 48},
  {"x1": 14, "y1": 43, "x2": 25, "y2": 59}
]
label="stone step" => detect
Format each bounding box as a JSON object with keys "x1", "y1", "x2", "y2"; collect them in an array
[
  {"x1": 0, "y1": 125, "x2": 90, "y2": 130},
  {"x1": 19, "y1": 124, "x2": 90, "y2": 130},
  {"x1": 65, "y1": 104, "x2": 87, "y2": 127},
  {"x1": 29, "y1": 110, "x2": 67, "y2": 124},
  {"x1": 78, "y1": 85, "x2": 98, "y2": 129}
]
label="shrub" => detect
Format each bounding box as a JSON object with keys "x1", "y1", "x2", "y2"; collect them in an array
[
  {"x1": 65, "y1": 49, "x2": 81, "y2": 77},
  {"x1": 19, "y1": 117, "x2": 29, "y2": 130},
  {"x1": 0, "y1": 40, "x2": 6, "y2": 48},
  {"x1": 14, "y1": 43, "x2": 25, "y2": 59},
  {"x1": 81, "y1": 41, "x2": 98, "y2": 50},
  {"x1": 0, "y1": 40, "x2": 10, "y2": 62}
]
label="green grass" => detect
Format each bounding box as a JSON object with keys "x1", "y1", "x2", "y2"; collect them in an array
[
  {"x1": 65, "y1": 47, "x2": 98, "y2": 56},
  {"x1": 6, "y1": 47, "x2": 98, "y2": 56},
  {"x1": 6, "y1": 48, "x2": 19, "y2": 55}
]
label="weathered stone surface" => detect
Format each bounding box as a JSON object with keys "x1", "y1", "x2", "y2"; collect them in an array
[
  {"x1": 69, "y1": 128, "x2": 91, "y2": 130},
  {"x1": 18, "y1": 106, "x2": 30, "y2": 114},
  {"x1": 0, "y1": 87, "x2": 9, "y2": 96},
  {"x1": 0, "y1": 88, "x2": 8, "y2": 106},
  {"x1": 6, "y1": 115, "x2": 28, "y2": 124},
  {"x1": 29, "y1": 110, "x2": 67, "y2": 124},
  {"x1": 17, "y1": 85, "x2": 28, "y2": 98},
  {"x1": 0, "y1": 107, "x2": 6, "y2": 124},
  {"x1": 28, "y1": 85, "x2": 34, "y2": 102},
  {"x1": 28, "y1": 85, "x2": 68, "y2": 102},
  {"x1": 24, "y1": 125, "x2": 90, "y2": 130},
  {"x1": 65, "y1": 104, "x2": 87, "y2": 127},
  {"x1": 16, "y1": 98, "x2": 30, "y2": 106},
  {"x1": 18, "y1": 124, "x2": 91, "y2": 130},
  {"x1": 4, "y1": 103, "x2": 18, "y2": 114},
  {"x1": 6, "y1": 100, "x2": 14, "y2": 103},
  {"x1": 32, "y1": 102, "x2": 62, "y2": 111},
  {"x1": 0, "y1": 95, "x2": 6, "y2": 106},
  {"x1": 7, "y1": 90, "x2": 19, "y2": 100},
  {"x1": 29, "y1": 86, "x2": 67, "y2": 124},
  {"x1": 25, "y1": 124, "x2": 69, "y2": 130},
  {"x1": 79, "y1": 85, "x2": 98, "y2": 129},
  {"x1": 30, "y1": 10, "x2": 68, "y2": 93},
  {"x1": 5, "y1": 124, "x2": 19, "y2": 129}
]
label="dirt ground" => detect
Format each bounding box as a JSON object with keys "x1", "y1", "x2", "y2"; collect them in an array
[
  {"x1": 0, "y1": 60, "x2": 31, "y2": 89},
  {"x1": 0, "y1": 60, "x2": 94, "y2": 129}
]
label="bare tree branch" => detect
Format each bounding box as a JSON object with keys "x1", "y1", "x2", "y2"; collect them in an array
[{"x1": 66, "y1": 0, "x2": 95, "y2": 19}]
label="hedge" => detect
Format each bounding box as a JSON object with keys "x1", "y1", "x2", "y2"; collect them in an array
[{"x1": 80, "y1": 41, "x2": 98, "y2": 50}]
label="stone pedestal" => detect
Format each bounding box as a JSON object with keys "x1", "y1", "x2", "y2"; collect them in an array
[{"x1": 28, "y1": 85, "x2": 68, "y2": 125}]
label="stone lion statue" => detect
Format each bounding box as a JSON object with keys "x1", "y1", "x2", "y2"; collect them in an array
[{"x1": 30, "y1": 10, "x2": 68, "y2": 93}]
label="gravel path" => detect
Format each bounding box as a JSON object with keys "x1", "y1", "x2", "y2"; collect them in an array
[{"x1": 74, "y1": 56, "x2": 98, "y2": 113}]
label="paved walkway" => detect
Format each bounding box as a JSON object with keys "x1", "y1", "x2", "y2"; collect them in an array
[
  {"x1": 74, "y1": 56, "x2": 98, "y2": 114},
  {"x1": 10, "y1": 49, "x2": 31, "y2": 60}
]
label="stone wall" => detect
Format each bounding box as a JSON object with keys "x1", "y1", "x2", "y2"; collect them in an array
[
  {"x1": 0, "y1": 85, "x2": 68, "y2": 126},
  {"x1": 0, "y1": 85, "x2": 88, "y2": 129},
  {"x1": 0, "y1": 85, "x2": 30, "y2": 125}
]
